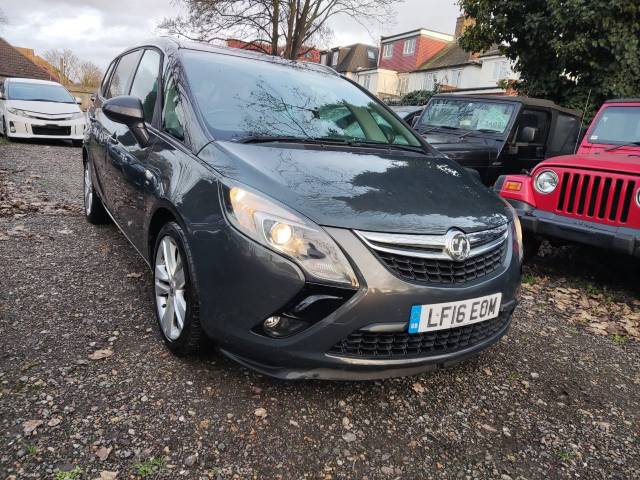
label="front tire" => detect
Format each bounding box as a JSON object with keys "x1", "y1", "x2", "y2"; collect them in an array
[
  {"x1": 153, "y1": 222, "x2": 206, "y2": 355},
  {"x1": 83, "y1": 160, "x2": 109, "y2": 224},
  {"x1": 72, "y1": 139, "x2": 83, "y2": 147}
]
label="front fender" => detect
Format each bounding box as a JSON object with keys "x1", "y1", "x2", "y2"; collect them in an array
[{"x1": 495, "y1": 174, "x2": 536, "y2": 208}]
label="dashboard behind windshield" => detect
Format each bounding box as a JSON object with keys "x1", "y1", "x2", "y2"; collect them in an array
[
  {"x1": 7, "y1": 82, "x2": 75, "y2": 103},
  {"x1": 418, "y1": 99, "x2": 516, "y2": 135},
  {"x1": 587, "y1": 106, "x2": 640, "y2": 145}
]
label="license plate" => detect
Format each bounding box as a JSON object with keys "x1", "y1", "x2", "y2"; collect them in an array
[{"x1": 408, "y1": 293, "x2": 502, "y2": 334}]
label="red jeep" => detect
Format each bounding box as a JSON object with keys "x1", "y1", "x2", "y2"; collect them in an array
[{"x1": 496, "y1": 99, "x2": 640, "y2": 259}]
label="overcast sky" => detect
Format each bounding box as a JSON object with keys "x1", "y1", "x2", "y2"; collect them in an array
[{"x1": 0, "y1": 0, "x2": 461, "y2": 70}]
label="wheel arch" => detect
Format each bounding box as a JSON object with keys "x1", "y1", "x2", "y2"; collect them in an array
[{"x1": 147, "y1": 203, "x2": 189, "y2": 263}]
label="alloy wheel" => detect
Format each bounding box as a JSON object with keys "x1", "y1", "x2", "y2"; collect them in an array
[
  {"x1": 154, "y1": 236, "x2": 187, "y2": 341},
  {"x1": 83, "y1": 163, "x2": 93, "y2": 215}
]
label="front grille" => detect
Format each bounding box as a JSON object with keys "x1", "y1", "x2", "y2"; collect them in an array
[
  {"x1": 376, "y1": 241, "x2": 506, "y2": 284},
  {"x1": 328, "y1": 313, "x2": 510, "y2": 359},
  {"x1": 31, "y1": 125, "x2": 71, "y2": 136},
  {"x1": 557, "y1": 171, "x2": 636, "y2": 223}
]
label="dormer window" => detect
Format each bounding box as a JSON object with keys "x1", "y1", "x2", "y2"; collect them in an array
[
  {"x1": 403, "y1": 38, "x2": 416, "y2": 55},
  {"x1": 382, "y1": 43, "x2": 393, "y2": 58},
  {"x1": 332, "y1": 51, "x2": 339, "y2": 66},
  {"x1": 367, "y1": 50, "x2": 376, "y2": 60}
]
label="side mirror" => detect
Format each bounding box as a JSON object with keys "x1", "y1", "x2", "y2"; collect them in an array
[
  {"x1": 518, "y1": 126, "x2": 538, "y2": 143},
  {"x1": 75, "y1": 97, "x2": 83, "y2": 105},
  {"x1": 103, "y1": 96, "x2": 149, "y2": 146}
]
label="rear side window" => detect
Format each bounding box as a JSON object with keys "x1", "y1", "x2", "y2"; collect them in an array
[
  {"x1": 129, "y1": 49, "x2": 161, "y2": 123},
  {"x1": 549, "y1": 113, "x2": 580, "y2": 154},
  {"x1": 106, "y1": 50, "x2": 142, "y2": 99}
]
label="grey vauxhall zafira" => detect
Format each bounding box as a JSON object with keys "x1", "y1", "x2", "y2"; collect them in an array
[{"x1": 83, "y1": 37, "x2": 522, "y2": 380}]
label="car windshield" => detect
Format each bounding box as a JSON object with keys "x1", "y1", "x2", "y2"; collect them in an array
[
  {"x1": 588, "y1": 106, "x2": 640, "y2": 145},
  {"x1": 7, "y1": 82, "x2": 75, "y2": 103},
  {"x1": 418, "y1": 99, "x2": 516, "y2": 134},
  {"x1": 181, "y1": 49, "x2": 422, "y2": 147}
]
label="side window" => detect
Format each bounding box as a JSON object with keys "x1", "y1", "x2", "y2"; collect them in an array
[
  {"x1": 129, "y1": 49, "x2": 161, "y2": 123},
  {"x1": 106, "y1": 50, "x2": 142, "y2": 99},
  {"x1": 549, "y1": 114, "x2": 580, "y2": 155},
  {"x1": 162, "y1": 79, "x2": 185, "y2": 140},
  {"x1": 100, "y1": 61, "x2": 116, "y2": 97},
  {"x1": 516, "y1": 109, "x2": 550, "y2": 144}
]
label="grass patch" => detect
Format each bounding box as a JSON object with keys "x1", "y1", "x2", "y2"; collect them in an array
[
  {"x1": 0, "y1": 137, "x2": 9, "y2": 146},
  {"x1": 134, "y1": 457, "x2": 166, "y2": 477},
  {"x1": 26, "y1": 444, "x2": 38, "y2": 456},
  {"x1": 557, "y1": 450, "x2": 575, "y2": 462},
  {"x1": 507, "y1": 372, "x2": 521, "y2": 381},
  {"x1": 54, "y1": 466, "x2": 82, "y2": 480},
  {"x1": 612, "y1": 334, "x2": 628, "y2": 345},
  {"x1": 522, "y1": 272, "x2": 536, "y2": 285}
]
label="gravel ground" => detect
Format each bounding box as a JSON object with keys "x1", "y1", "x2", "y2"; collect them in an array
[{"x1": 1, "y1": 141, "x2": 639, "y2": 480}]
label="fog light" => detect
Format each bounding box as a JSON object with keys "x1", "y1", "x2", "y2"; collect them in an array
[
  {"x1": 262, "y1": 315, "x2": 308, "y2": 338},
  {"x1": 9, "y1": 121, "x2": 16, "y2": 133},
  {"x1": 263, "y1": 316, "x2": 281, "y2": 329}
]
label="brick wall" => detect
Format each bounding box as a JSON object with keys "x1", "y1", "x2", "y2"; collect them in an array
[{"x1": 378, "y1": 35, "x2": 449, "y2": 73}]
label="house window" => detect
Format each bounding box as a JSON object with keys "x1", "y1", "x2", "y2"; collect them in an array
[
  {"x1": 363, "y1": 75, "x2": 371, "y2": 90},
  {"x1": 399, "y1": 76, "x2": 409, "y2": 95},
  {"x1": 320, "y1": 53, "x2": 328, "y2": 65},
  {"x1": 423, "y1": 74, "x2": 434, "y2": 91},
  {"x1": 492, "y1": 60, "x2": 510, "y2": 80},
  {"x1": 332, "y1": 51, "x2": 339, "y2": 66},
  {"x1": 452, "y1": 69, "x2": 462, "y2": 87},
  {"x1": 367, "y1": 49, "x2": 376, "y2": 61},
  {"x1": 382, "y1": 43, "x2": 393, "y2": 58},
  {"x1": 403, "y1": 38, "x2": 416, "y2": 56}
]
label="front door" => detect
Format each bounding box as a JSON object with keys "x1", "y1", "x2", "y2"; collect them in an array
[{"x1": 507, "y1": 108, "x2": 551, "y2": 173}]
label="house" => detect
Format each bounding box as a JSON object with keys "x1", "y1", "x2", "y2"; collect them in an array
[
  {"x1": 354, "y1": 28, "x2": 453, "y2": 100},
  {"x1": 0, "y1": 37, "x2": 57, "y2": 82},
  {"x1": 407, "y1": 17, "x2": 519, "y2": 96},
  {"x1": 319, "y1": 43, "x2": 378, "y2": 79},
  {"x1": 15, "y1": 47, "x2": 61, "y2": 82},
  {"x1": 225, "y1": 39, "x2": 321, "y2": 63}
]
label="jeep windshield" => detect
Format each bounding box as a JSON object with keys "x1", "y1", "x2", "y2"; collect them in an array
[
  {"x1": 181, "y1": 49, "x2": 422, "y2": 148},
  {"x1": 588, "y1": 106, "x2": 640, "y2": 145},
  {"x1": 418, "y1": 98, "x2": 516, "y2": 135}
]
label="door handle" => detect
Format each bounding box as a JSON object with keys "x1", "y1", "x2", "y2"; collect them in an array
[{"x1": 108, "y1": 132, "x2": 118, "y2": 144}]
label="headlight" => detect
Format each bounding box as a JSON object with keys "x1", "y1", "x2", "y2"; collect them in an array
[
  {"x1": 221, "y1": 182, "x2": 358, "y2": 287},
  {"x1": 7, "y1": 107, "x2": 29, "y2": 117},
  {"x1": 534, "y1": 170, "x2": 558, "y2": 194},
  {"x1": 70, "y1": 112, "x2": 85, "y2": 120}
]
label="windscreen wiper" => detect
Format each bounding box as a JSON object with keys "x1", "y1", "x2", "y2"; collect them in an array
[
  {"x1": 236, "y1": 135, "x2": 424, "y2": 153},
  {"x1": 347, "y1": 140, "x2": 426, "y2": 154},
  {"x1": 605, "y1": 141, "x2": 640, "y2": 152},
  {"x1": 458, "y1": 128, "x2": 501, "y2": 140}
]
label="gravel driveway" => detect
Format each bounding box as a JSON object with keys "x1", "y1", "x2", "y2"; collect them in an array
[{"x1": 1, "y1": 141, "x2": 639, "y2": 480}]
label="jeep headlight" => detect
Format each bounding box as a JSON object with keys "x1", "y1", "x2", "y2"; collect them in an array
[
  {"x1": 534, "y1": 170, "x2": 558, "y2": 194},
  {"x1": 221, "y1": 181, "x2": 358, "y2": 287}
]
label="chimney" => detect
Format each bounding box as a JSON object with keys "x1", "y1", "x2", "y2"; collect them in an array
[{"x1": 454, "y1": 15, "x2": 475, "y2": 40}]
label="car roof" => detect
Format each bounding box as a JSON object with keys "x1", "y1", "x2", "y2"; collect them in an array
[
  {"x1": 430, "y1": 93, "x2": 581, "y2": 117},
  {"x1": 123, "y1": 37, "x2": 339, "y2": 77},
  {"x1": 7, "y1": 77, "x2": 62, "y2": 86},
  {"x1": 604, "y1": 98, "x2": 640, "y2": 104}
]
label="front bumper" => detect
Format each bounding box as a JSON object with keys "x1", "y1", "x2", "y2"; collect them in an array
[
  {"x1": 192, "y1": 223, "x2": 521, "y2": 380},
  {"x1": 509, "y1": 199, "x2": 640, "y2": 257},
  {"x1": 5, "y1": 112, "x2": 85, "y2": 140}
]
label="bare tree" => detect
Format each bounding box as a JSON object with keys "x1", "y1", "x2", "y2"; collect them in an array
[
  {"x1": 160, "y1": 0, "x2": 402, "y2": 60},
  {"x1": 78, "y1": 60, "x2": 103, "y2": 88},
  {"x1": 43, "y1": 48, "x2": 80, "y2": 85}
]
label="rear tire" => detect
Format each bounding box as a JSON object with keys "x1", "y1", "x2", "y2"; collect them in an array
[
  {"x1": 72, "y1": 140, "x2": 83, "y2": 147},
  {"x1": 153, "y1": 221, "x2": 207, "y2": 355},
  {"x1": 83, "y1": 160, "x2": 109, "y2": 224},
  {"x1": 523, "y1": 236, "x2": 542, "y2": 263}
]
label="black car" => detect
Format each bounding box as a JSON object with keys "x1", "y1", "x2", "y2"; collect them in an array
[
  {"x1": 413, "y1": 94, "x2": 581, "y2": 185},
  {"x1": 83, "y1": 38, "x2": 522, "y2": 380},
  {"x1": 390, "y1": 105, "x2": 424, "y2": 125}
]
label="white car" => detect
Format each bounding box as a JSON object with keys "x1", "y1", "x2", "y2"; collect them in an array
[{"x1": 0, "y1": 78, "x2": 86, "y2": 146}]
